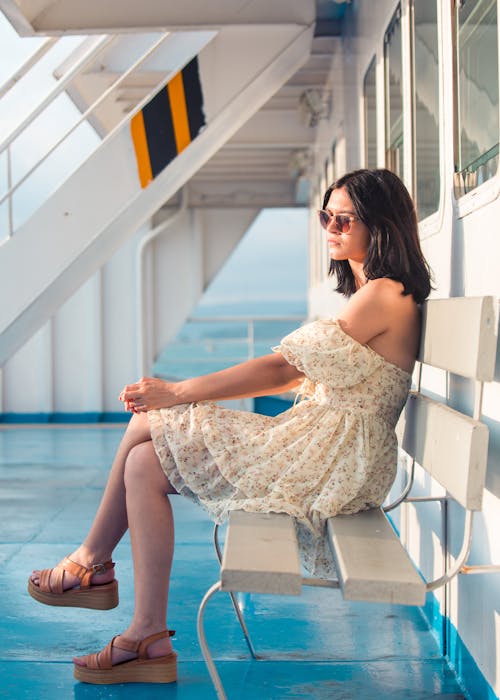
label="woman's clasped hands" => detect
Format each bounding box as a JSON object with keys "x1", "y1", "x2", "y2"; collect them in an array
[{"x1": 119, "y1": 377, "x2": 178, "y2": 413}]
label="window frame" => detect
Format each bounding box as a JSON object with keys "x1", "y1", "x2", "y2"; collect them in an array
[{"x1": 453, "y1": 0, "x2": 500, "y2": 217}]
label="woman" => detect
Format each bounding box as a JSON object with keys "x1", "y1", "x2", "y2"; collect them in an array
[{"x1": 28, "y1": 168, "x2": 431, "y2": 684}]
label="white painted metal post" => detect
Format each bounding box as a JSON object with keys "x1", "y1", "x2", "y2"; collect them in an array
[
  {"x1": 136, "y1": 190, "x2": 187, "y2": 377},
  {"x1": 6, "y1": 146, "x2": 13, "y2": 237}
]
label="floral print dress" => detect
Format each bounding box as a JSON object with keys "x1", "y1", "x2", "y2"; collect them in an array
[{"x1": 148, "y1": 319, "x2": 411, "y2": 576}]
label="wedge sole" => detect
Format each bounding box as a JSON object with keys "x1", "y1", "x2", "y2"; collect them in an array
[
  {"x1": 27, "y1": 578, "x2": 119, "y2": 610},
  {"x1": 73, "y1": 653, "x2": 178, "y2": 684}
]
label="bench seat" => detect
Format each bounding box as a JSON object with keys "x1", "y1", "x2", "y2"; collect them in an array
[
  {"x1": 221, "y1": 510, "x2": 302, "y2": 595},
  {"x1": 327, "y1": 509, "x2": 425, "y2": 605},
  {"x1": 220, "y1": 509, "x2": 426, "y2": 606}
]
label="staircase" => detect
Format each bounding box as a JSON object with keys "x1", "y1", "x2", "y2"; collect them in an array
[
  {"x1": 0, "y1": 5, "x2": 314, "y2": 364},
  {"x1": 0, "y1": 1, "x2": 340, "y2": 415}
]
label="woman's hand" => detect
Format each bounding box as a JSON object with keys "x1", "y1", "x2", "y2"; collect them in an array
[
  {"x1": 119, "y1": 377, "x2": 178, "y2": 413},
  {"x1": 119, "y1": 353, "x2": 304, "y2": 413}
]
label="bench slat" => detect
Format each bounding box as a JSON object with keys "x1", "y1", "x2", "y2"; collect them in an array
[
  {"x1": 397, "y1": 392, "x2": 489, "y2": 510},
  {"x1": 221, "y1": 510, "x2": 302, "y2": 595},
  {"x1": 419, "y1": 297, "x2": 497, "y2": 380},
  {"x1": 327, "y1": 509, "x2": 426, "y2": 605}
]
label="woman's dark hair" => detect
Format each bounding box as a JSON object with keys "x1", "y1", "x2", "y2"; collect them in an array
[{"x1": 322, "y1": 168, "x2": 432, "y2": 303}]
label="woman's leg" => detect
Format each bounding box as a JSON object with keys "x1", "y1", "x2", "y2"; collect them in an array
[
  {"x1": 74, "y1": 439, "x2": 177, "y2": 665},
  {"x1": 30, "y1": 412, "x2": 154, "y2": 589}
]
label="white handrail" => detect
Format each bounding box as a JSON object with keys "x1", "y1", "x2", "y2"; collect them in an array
[
  {"x1": 6, "y1": 146, "x2": 13, "y2": 237},
  {"x1": 0, "y1": 31, "x2": 171, "y2": 210},
  {"x1": 154, "y1": 315, "x2": 305, "y2": 379},
  {"x1": 184, "y1": 315, "x2": 305, "y2": 322},
  {"x1": 0, "y1": 35, "x2": 114, "y2": 153}
]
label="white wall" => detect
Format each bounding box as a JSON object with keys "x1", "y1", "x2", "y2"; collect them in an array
[
  {"x1": 309, "y1": 0, "x2": 500, "y2": 695},
  {"x1": 1, "y1": 206, "x2": 254, "y2": 416}
]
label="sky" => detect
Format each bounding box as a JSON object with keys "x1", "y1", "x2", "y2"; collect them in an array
[
  {"x1": 200, "y1": 208, "x2": 308, "y2": 309},
  {"x1": 0, "y1": 14, "x2": 45, "y2": 85}
]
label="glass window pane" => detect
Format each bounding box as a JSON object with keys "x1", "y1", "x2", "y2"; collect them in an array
[
  {"x1": 413, "y1": 0, "x2": 440, "y2": 219},
  {"x1": 385, "y1": 6, "x2": 404, "y2": 177},
  {"x1": 364, "y1": 58, "x2": 377, "y2": 168},
  {"x1": 454, "y1": 0, "x2": 499, "y2": 197}
]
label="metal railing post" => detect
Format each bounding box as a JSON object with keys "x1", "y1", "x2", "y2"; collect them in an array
[{"x1": 6, "y1": 145, "x2": 13, "y2": 237}]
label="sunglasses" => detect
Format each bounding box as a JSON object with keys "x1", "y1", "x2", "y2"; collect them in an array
[{"x1": 317, "y1": 209, "x2": 359, "y2": 234}]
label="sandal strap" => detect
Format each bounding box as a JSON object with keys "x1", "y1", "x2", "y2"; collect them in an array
[
  {"x1": 112, "y1": 636, "x2": 141, "y2": 653},
  {"x1": 37, "y1": 557, "x2": 114, "y2": 593},
  {"x1": 83, "y1": 635, "x2": 119, "y2": 670},
  {"x1": 137, "y1": 630, "x2": 174, "y2": 659},
  {"x1": 59, "y1": 557, "x2": 114, "y2": 589},
  {"x1": 39, "y1": 566, "x2": 62, "y2": 594}
]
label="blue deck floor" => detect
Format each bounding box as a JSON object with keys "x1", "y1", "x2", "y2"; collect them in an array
[{"x1": 0, "y1": 425, "x2": 469, "y2": 699}]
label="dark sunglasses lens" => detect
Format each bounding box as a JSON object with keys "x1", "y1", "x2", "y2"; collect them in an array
[
  {"x1": 318, "y1": 210, "x2": 329, "y2": 228},
  {"x1": 318, "y1": 211, "x2": 353, "y2": 232},
  {"x1": 338, "y1": 215, "x2": 351, "y2": 233}
]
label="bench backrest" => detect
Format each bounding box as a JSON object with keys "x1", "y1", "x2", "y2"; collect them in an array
[
  {"x1": 418, "y1": 296, "x2": 497, "y2": 380},
  {"x1": 397, "y1": 296, "x2": 497, "y2": 511}
]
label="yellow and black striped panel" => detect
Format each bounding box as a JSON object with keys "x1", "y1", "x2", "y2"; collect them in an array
[{"x1": 131, "y1": 56, "x2": 205, "y2": 189}]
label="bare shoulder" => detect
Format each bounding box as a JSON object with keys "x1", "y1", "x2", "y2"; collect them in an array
[
  {"x1": 343, "y1": 278, "x2": 412, "y2": 318},
  {"x1": 358, "y1": 278, "x2": 417, "y2": 316},
  {"x1": 339, "y1": 277, "x2": 419, "y2": 347},
  {"x1": 340, "y1": 278, "x2": 421, "y2": 373},
  {"x1": 362, "y1": 277, "x2": 407, "y2": 302}
]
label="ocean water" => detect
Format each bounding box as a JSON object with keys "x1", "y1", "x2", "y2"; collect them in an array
[{"x1": 153, "y1": 299, "x2": 306, "y2": 380}]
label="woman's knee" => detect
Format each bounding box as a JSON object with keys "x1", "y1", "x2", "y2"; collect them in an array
[
  {"x1": 124, "y1": 441, "x2": 156, "y2": 484},
  {"x1": 124, "y1": 441, "x2": 175, "y2": 493},
  {"x1": 125, "y1": 412, "x2": 151, "y2": 444}
]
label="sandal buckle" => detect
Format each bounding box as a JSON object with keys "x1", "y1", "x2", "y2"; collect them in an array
[{"x1": 92, "y1": 563, "x2": 106, "y2": 575}]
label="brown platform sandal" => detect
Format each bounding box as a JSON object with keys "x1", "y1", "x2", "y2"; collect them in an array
[
  {"x1": 73, "y1": 630, "x2": 177, "y2": 684},
  {"x1": 27, "y1": 557, "x2": 118, "y2": 610}
]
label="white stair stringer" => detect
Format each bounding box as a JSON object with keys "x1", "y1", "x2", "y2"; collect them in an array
[{"x1": 0, "y1": 21, "x2": 314, "y2": 366}]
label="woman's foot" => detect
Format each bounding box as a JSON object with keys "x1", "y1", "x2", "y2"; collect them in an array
[
  {"x1": 30, "y1": 549, "x2": 115, "y2": 590},
  {"x1": 73, "y1": 627, "x2": 174, "y2": 667},
  {"x1": 72, "y1": 629, "x2": 177, "y2": 684},
  {"x1": 28, "y1": 550, "x2": 119, "y2": 610}
]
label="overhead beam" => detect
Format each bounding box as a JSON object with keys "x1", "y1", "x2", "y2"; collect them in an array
[
  {"x1": 0, "y1": 0, "x2": 315, "y2": 35},
  {"x1": 186, "y1": 181, "x2": 300, "y2": 208}
]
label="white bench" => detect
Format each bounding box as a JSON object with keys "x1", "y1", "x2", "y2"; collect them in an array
[{"x1": 196, "y1": 296, "x2": 498, "y2": 700}]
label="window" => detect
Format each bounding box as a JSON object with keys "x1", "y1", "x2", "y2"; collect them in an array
[
  {"x1": 385, "y1": 6, "x2": 404, "y2": 176},
  {"x1": 364, "y1": 57, "x2": 377, "y2": 168},
  {"x1": 454, "y1": 0, "x2": 499, "y2": 197},
  {"x1": 413, "y1": 0, "x2": 440, "y2": 219}
]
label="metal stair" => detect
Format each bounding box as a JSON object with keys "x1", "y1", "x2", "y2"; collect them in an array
[{"x1": 0, "y1": 8, "x2": 314, "y2": 365}]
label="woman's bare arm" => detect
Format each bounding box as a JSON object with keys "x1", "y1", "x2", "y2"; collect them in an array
[{"x1": 119, "y1": 352, "x2": 304, "y2": 412}]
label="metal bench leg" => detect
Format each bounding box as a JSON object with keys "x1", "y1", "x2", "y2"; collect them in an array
[
  {"x1": 197, "y1": 581, "x2": 228, "y2": 700},
  {"x1": 213, "y1": 524, "x2": 259, "y2": 659}
]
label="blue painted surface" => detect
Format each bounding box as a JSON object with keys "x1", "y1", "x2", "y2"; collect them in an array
[
  {"x1": 254, "y1": 395, "x2": 294, "y2": 417},
  {"x1": 0, "y1": 425, "x2": 473, "y2": 699},
  {"x1": 0, "y1": 396, "x2": 291, "y2": 423},
  {"x1": 423, "y1": 596, "x2": 498, "y2": 700},
  {"x1": 0, "y1": 413, "x2": 129, "y2": 423}
]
